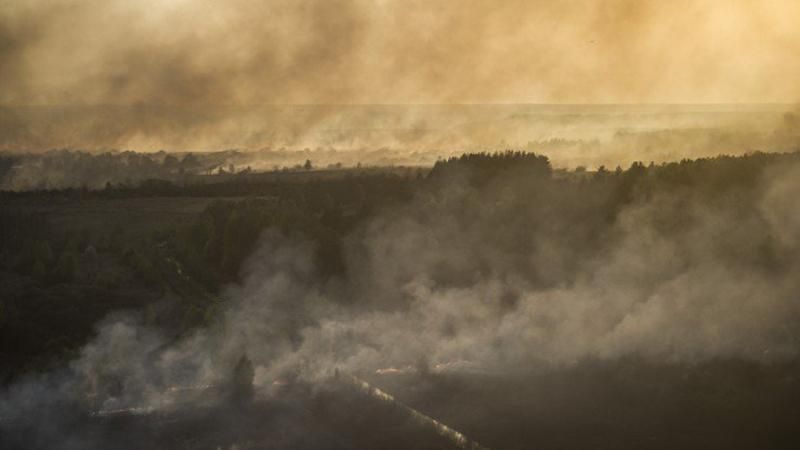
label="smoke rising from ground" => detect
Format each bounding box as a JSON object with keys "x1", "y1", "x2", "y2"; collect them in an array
[
  {"x1": 3, "y1": 1, "x2": 800, "y2": 446},
  {"x1": 4, "y1": 155, "x2": 800, "y2": 447}
]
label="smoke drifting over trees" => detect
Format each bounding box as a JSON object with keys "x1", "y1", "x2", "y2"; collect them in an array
[
  {"x1": 1, "y1": 104, "x2": 799, "y2": 188},
  {"x1": 3, "y1": 0, "x2": 800, "y2": 447},
  {"x1": 2, "y1": 151, "x2": 800, "y2": 448}
]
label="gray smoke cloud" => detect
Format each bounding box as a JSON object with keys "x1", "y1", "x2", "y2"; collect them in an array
[{"x1": 4, "y1": 156, "x2": 800, "y2": 441}]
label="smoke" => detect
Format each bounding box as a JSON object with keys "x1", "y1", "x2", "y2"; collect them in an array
[
  {"x1": 3, "y1": 153, "x2": 800, "y2": 447},
  {"x1": 1, "y1": 105, "x2": 798, "y2": 178},
  {"x1": 199, "y1": 155, "x2": 799, "y2": 370},
  {"x1": 6, "y1": 154, "x2": 800, "y2": 395},
  {"x1": 3, "y1": 0, "x2": 800, "y2": 106},
  {"x1": 2, "y1": 1, "x2": 800, "y2": 154},
  {"x1": 3, "y1": 2, "x2": 800, "y2": 445}
]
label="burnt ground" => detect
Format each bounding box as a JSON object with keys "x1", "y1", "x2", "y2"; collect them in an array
[
  {"x1": 3, "y1": 359, "x2": 800, "y2": 450},
  {"x1": 365, "y1": 359, "x2": 800, "y2": 450},
  {"x1": 0, "y1": 380, "x2": 463, "y2": 450}
]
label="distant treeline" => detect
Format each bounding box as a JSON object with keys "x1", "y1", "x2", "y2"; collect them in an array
[
  {"x1": 0, "y1": 148, "x2": 430, "y2": 191},
  {"x1": 429, "y1": 151, "x2": 552, "y2": 185}
]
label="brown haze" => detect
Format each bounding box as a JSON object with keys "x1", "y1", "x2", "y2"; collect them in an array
[
  {"x1": 3, "y1": 0, "x2": 800, "y2": 105},
  {"x1": 1, "y1": 0, "x2": 799, "y2": 160}
]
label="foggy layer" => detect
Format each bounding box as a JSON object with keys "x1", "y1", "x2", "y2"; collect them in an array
[
  {"x1": 3, "y1": 0, "x2": 800, "y2": 105},
  {"x1": 2, "y1": 1, "x2": 800, "y2": 156},
  {"x1": 1, "y1": 104, "x2": 799, "y2": 186}
]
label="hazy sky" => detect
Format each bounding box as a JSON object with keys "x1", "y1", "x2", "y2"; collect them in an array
[{"x1": 1, "y1": 0, "x2": 799, "y2": 105}]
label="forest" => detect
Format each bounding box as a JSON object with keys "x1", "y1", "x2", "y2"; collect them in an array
[
  {"x1": 2, "y1": 150, "x2": 800, "y2": 449},
  {"x1": 2, "y1": 149, "x2": 798, "y2": 378}
]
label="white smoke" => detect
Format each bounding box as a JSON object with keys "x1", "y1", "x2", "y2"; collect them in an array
[{"x1": 3, "y1": 155, "x2": 800, "y2": 448}]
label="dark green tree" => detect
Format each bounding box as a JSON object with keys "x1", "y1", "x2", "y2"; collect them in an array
[{"x1": 54, "y1": 250, "x2": 78, "y2": 283}]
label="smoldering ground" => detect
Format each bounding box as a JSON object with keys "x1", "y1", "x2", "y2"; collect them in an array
[{"x1": 2, "y1": 153, "x2": 800, "y2": 449}]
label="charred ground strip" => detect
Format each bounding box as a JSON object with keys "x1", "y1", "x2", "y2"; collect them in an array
[{"x1": 1, "y1": 377, "x2": 467, "y2": 450}]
